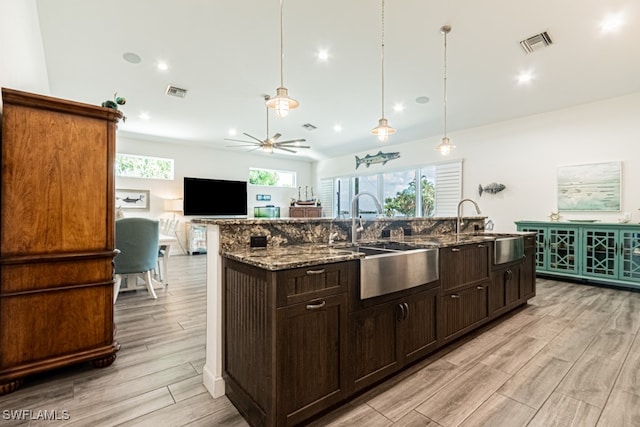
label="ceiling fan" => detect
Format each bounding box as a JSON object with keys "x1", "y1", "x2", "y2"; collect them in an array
[{"x1": 225, "y1": 95, "x2": 310, "y2": 154}]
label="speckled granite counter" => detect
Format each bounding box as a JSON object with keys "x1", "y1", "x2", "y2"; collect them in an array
[{"x1": 221, "y1": 232, "x2": 534, "y2": 270}]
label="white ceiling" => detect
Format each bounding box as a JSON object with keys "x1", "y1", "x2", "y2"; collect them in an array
[{"x1": 35, "y1": 0, "x2": 640, "y2": 161}]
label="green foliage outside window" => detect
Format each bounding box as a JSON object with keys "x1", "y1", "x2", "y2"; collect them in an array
[
  {"x1": 249, "y1": 168, "x2": 296, "y2": 187},
  {"x1": 115, "y1": 154, "x2": 174, "y2": 180},
  {"x1": 384, "y1": 176, "x2": 435, "y2": 217},
  {"x1": 249, "y1": 169, "x2": 279, "y2": 186}
]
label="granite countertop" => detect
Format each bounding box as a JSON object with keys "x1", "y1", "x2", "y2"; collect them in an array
[{"x1": 221, "y1": 232, "x2": 535, "y2": 271}]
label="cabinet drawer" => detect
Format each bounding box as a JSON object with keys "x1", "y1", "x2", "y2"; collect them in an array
[
  {"x1": 276, "y1": 261, "x2": 355, "y2": 307},
  {"x1": 440, "y1": 243, "x2": 490, "y2": 293},
  {"x1": 440, "y1": 283, "x2": 489, "y2": 341}
]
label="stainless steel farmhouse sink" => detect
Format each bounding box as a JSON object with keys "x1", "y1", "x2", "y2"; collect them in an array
[
  {"x1": 341, "y1": 243, "x2": 439, "y2": 299},
  {"x1": 493, "y1": 236, "x2": 525, "y2": 265}
]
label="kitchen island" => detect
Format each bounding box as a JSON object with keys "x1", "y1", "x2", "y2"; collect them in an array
[{"x1": 193, "y1": 217, "x2": 535, "y2": 426}]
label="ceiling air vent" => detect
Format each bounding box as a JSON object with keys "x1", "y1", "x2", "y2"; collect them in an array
[
  {"x1": 302, "y1": 123, "x2": 317, "y2": 131},
  {"x1": 166, "y1": 85, "x2": 188, "y2": 98},
  {"x1": 519, "y1": 31, "x2": 553, "y2": 54}
]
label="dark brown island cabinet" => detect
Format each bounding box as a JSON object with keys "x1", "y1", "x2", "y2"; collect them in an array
[
  {"x1": 0, "y1": 88, "x2": 122, "y2": 395},
  {"x1": 222, "y1": 241, "x2": 536, "y2": 426}
]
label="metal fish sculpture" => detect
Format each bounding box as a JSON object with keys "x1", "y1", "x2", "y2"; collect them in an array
[
  {"x1": 478, "y1": 183, "x2": 506, "y2": 196},
  {"x1": 355, "y1": 151, "x2": 400, "y2": 169}
]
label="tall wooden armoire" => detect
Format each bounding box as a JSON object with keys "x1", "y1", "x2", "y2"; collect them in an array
[{"x1": 0, "y1": 88, "x2": 122, "y2": 395}]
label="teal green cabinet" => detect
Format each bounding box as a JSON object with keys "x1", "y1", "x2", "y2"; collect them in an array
[{"x1": 516, "y1": 221, "x2": 640, "y2": 288}]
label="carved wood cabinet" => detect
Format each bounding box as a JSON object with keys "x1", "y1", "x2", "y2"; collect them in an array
[{"x1": 0, "y1": 88, "x2": 122, "y2": 395}]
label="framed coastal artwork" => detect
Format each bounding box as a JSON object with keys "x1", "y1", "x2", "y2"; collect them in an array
[
  {"x1": 557, "y1": 161, "x2": 621, "y2": 211},
  {"x1": 116, "y1": 189, "x2": 150, "y2": 210}
]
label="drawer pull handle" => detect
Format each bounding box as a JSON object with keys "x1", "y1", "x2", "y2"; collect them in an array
[
  {"x1": 477, "y1": 286, "x2": 485, "y2": 290},
  {"x1": 306, "y1": 300, "x2": 326, "y2": 310},
  {"x1": 306, "y1": 269, "x2": 326, "y2": 275},
  {"x1": 451, "y1": 294, "x2": 460, "y2": 299},
  {"x1": 451, "y1": 248, "x2": 461, "y2": 252},
  {"x1": 477, "y1": 244, "x2": 486, "y2": 248}
]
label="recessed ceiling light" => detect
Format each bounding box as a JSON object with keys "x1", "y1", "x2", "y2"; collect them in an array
[
  {"x1": 228, "y1": 128, "x2": 237, "y2": 136},
  {"x1": 517, "y1": 71, "x2": 534, "y2": 84},
  {"x1": 600, "y1": 12, "x2": 624, "y2": 33},
  {"x1": 157, "y1": 62, "x2": 169, "y2": 71},
  {"x1": 317, "y1": 49, "x2": 329, "y2": 62},
  {"x1": 415, "y1": 96, "x2": 430, "y2": 104},
  {"x1": 333, "y1": 124, "x2": 342, "y2": 132},
  {"x1": 139, "y1": 112, "x2": 151, "y2": 120},
  {"x1": 393, "y1": 103, "x2": 405, "y2": 112},
  {"x1": 122, "y1": 52, "x2": 141, "y2": 64}
]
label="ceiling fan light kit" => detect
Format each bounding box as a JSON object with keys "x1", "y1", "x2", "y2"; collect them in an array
[
  {"x1": 371, "y1": 0, "x2": 396, "y2": 143},
  {"x1": 225, "y1": 95, "x2": 309, "y2": 154},
  {"x1": 267, "y1": 0, "x2": 299, "y2": 118},
  {"x1": 435, "y1": 24, "x2": 456, "y2": 156}
]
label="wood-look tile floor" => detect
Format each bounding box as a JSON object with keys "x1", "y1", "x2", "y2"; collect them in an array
[{"x1": 3, "y1": 255, "x2": 640, "y2": 426}]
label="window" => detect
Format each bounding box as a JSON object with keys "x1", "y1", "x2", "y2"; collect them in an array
[
  {"x1": 249, "y1": 168, "x2": 296, "y2": 188},
  {"x1": 321, "y1": 160, "x2": 461, "y2": 218},
  {"x1": 115, "y1": 153, "x2": 174, "y2": 180}
]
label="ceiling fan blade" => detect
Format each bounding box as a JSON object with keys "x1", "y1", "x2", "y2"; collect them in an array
[
  {"x1": 227, "y1": 144, "x2": 263, "y2": 148},
  {"x1": 224, "y1": 138, "x2": 259, "y2": 144},
  {"x1": 243, "y1": 132, "x2": 265, "y2": 144},
  {"x1": 275, "y1": 138, "x2": 307, "y2": 145},
  {"x1": 271, "y1": 133, "x2": 282, "y2": 141}
]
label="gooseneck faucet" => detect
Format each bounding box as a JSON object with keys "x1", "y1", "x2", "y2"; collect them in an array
[
  {"x1": 351, "y1": 192, "x2": 383, "y2": 243},
  {"x1": 456, "y1": 198, "x2": 482, "y2": 234}
]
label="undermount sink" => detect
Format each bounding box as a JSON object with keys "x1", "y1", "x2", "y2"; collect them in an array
[
  {"x1": 494, "y1": 236, "x2": 525, "y2": 265},
  {"x1": 342, "y1": 243, "x2": 439, "y2": 299}
]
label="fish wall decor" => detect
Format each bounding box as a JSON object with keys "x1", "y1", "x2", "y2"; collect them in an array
[
  {"x1": 478, "y1": 182, "x2": 506, "y2": 196},
  {"x1": 355, "y1": 151, "x2": 400, "y2": 169}
]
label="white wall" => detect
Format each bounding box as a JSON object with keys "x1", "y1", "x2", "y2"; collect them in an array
[
  {"x1": 116, "y1": 136, "x2": 314, "y2": 251},
  {"x1": 0, "y1": 0, "x2": 49, "y2": 97},
  {"x1": 315, "y1": 93, "x2": 640, "y2": 232}
]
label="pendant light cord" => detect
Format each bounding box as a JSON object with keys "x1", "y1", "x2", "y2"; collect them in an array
[
  {"x1": 380, "y1": 0, "x2": 386, "y2": 118},
  {"x1": 443, "y1": 27, "x2": 448, "y2": 138},
  {"x1": 279, "y1": 0, "x2": 285, "y2": 87}
]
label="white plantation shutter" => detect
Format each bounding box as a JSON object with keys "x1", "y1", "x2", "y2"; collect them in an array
[
  {"x1": 434, "y1": 160, "x2": 462, "y2": 216},
  {"x1": 319, "y1": 178, "x2": 334, "y2": 217}
]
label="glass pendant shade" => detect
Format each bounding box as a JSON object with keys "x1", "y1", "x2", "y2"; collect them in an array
[
  {"x1": 265, "y1": 87, "x2": 299, "y2": 118},
  {"x1": 435, "y1": 136, "x2": 456, "y2": 156},
  {"x1": 371, "y1": 118, "x2": 396, "y2": 142}
]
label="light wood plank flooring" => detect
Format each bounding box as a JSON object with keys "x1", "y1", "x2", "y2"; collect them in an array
[{"x1": 3, "y1": 255, "x2": 640, "y2": 426}]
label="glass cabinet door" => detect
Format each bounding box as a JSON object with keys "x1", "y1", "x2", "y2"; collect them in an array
[
  {"x1": 620, "y1": 231, "x2": 640, "y2": 282},
  {"x1": 547, "y1": 227, "x2": 579, "y2": 274},
  {"x1": 583, "y1": 228, "x2": 617, "y2": 279}
]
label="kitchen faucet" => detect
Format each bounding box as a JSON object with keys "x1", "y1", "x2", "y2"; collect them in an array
[
  {"x1": 351, "y1": 192, "x2": 383, "y2": 243},
  {"x1": 456, "y1": 198, "x2": 482, "y2": 234}
]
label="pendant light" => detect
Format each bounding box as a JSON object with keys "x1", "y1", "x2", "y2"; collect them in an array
[
  {"x1": 266, "y1": 0, "x2": 299, "y2": 118},
  {"x1": 371, "y1": 0, "x2": 396, "y2": 142},
  {"x1": 435, "y1": 25, "x2": 456, "y2": 156}
]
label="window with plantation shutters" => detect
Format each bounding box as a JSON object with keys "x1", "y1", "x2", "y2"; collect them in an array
[
  {"x1": 318, "y1": 179, "x2": 334, "y2": 218},
  {"x1": 434, "y1": 160, "x2": 462, "y2": 216},
  {"x1": 327, "y1": 159, "x2": 462, "y2": 218}
]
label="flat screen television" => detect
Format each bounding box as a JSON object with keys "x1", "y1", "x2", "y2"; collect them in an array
[{"x1": 183, "y1": 177, "x2": 248, "y2": 217}]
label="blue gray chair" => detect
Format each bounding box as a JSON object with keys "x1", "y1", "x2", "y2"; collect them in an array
[{"x1": 114, "y1": 218, "x2": 160, "y2": 302}]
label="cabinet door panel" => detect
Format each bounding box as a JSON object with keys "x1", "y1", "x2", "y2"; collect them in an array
[
  {"x1": 401, "y1": 289, "x2": 438, "y2": 364},
  {"x1": 548, "y1": 227, "x2": 579, "y2": 274},
  {"x1": 277, "y1": 294, "x2": 347, "y2": 426},
  {"x1": 583, "y1": 228, "x2": 617, "y2": 279},
  {"x1": 350, "y1": 302, "x2": 400, "y2": 391},
  {"x1": 620, "y1": 231, "x2": 640, "y2": 282}
]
